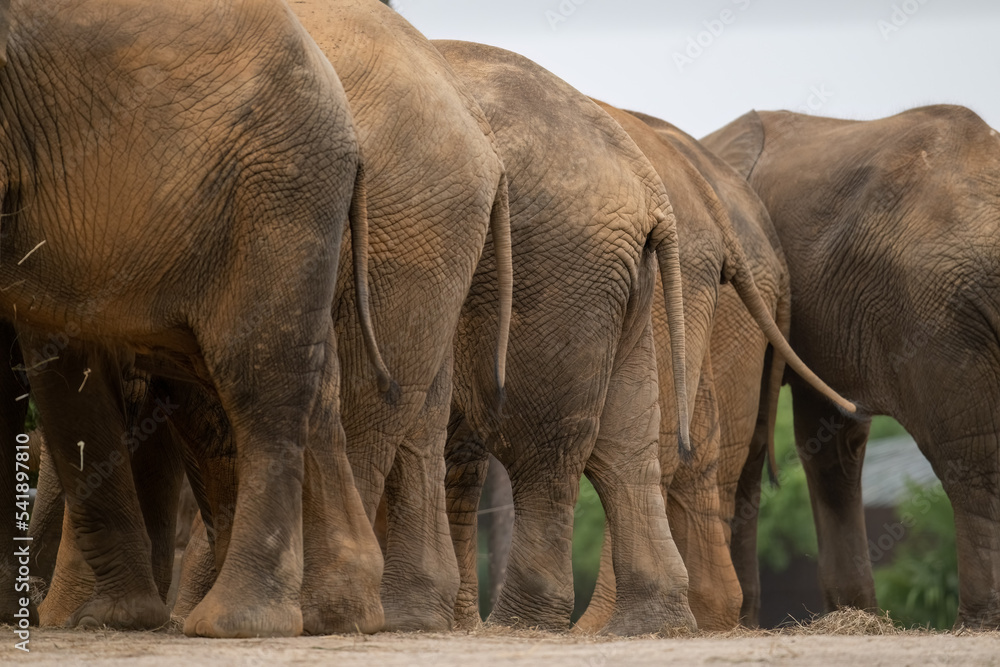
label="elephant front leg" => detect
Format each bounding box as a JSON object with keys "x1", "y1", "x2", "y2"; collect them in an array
[
  {"x1": 172, "y1": 511, "x2": 216, "y2": 619},
  {"x1": 300, "y1": 332, "x2": 384, "y2": 635},
  {"x1": 27, "y1": 346, "x2": 167, "y2": 630},
  {"x1": 572, "y1": 523, "x2": 614, "y2": 632},
  {"x1": 27, "y1": 437, "x2": 65, "y2": 590},
  {"x1": 585, "y1": 325, "x2": 696, "y2": 636},
  {"x1": 792, "y1": 383, "x2": 876, "y2": 612},
  {"x1": 444, "y1": 413, "x2": 490, "y2": 630},
  {"x1": 129, "y1": 376, "x2": 186, "y2": 603},
  {"x1": 380, "y1": 358, "x2": 460, "y2": 632},
  {"x1": 37, "y1": 508, "x2": 98, "y2": 626}
]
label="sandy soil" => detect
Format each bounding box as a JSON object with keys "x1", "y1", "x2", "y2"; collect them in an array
[{"x1": 3, "y1": 626, "x2": 998, "y2": 666}]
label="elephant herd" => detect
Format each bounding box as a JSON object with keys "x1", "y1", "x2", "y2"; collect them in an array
[{"x1": 1, "y1": 0, "x2": 998, "y2": 640}]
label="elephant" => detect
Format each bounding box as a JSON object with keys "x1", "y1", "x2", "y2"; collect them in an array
[
  {"x1": 434, "y1": 40, "x2": 697, "y2": 635},
  {"x1": 703, "y1": 105, "x2": 1000, "y2": 629},
  {"x1": 283, "y1": 0, "x2": 513, "y2": 633},
  {"x1": 0, "y1": 0, "x2": 386, "y2": 638},
  {"x1": 573, "y1": 105, "x2": 855, "y2": 631},
  {"x1": 161, "y1": 0, "x2": 514, "y2": 633}
]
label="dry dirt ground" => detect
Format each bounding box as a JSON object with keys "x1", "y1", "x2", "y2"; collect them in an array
[{"x1": 2, "y1": 620, "x2": 998, "y2": 666}]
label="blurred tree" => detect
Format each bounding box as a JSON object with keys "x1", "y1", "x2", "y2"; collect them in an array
[{"x1": 874, "y1": 481, "x2": 958, "y2": 629}]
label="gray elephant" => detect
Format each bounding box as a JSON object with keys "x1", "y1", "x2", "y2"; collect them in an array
[
  {"x1": 0, "y1": 0, "x2": 384, "y2": 638},
  {"x1": 435, "y1": 41, "x2": 695, "y2": 635},
  {"x1": 704, "y1": 105, "x2": 1000, "y2": 629}
]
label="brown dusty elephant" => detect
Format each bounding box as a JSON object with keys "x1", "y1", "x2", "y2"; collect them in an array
[
  {"x1": 574, "y1": 106, "x2": 854, "y2": 631},
  {"x1": 287, "y1": 0, "x2": 513, "y2": 633},
  {"x1": 703, "y1": 105, "x2": 1000, "y2": 629},
  {"x1": 0, "y1": 0, "x2": 386, "y2": 639},
  {"x1": 435, "y1": 40, "x2": 697, "y2": 636},
  {"x1": 163, "y1": 0, "x2": 514, "y2": 634}
]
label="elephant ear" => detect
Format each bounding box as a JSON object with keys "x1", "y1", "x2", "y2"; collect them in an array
[
  {"x1": 701, "y1": 110, "x2": 765, "y2": 180},
  {"x1": 0, "y1": 0, "x2": 9, "y2": 69}
]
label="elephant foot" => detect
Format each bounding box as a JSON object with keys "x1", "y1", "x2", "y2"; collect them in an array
[
  {"x1": 70, "y1": 591, "x2": 169, "y2": 630},
  {"x1": 955, "y1": 595, "x2": 1000, "y2": 631},
  {"x1": 572, "y1": 588, "x2": 614, "y2": 634},
  {"x1": 301, "y1": 589, "x2": 383, "y2": 635},
  {"x1": 599, "y1": 590, "x2": 697, "y2": 637},
  {"x1": 572, "y1": 607, "x2": 609, "y2": 634},
  {"x1": 487, "y1": 597, "x2": 572, "y2": 631},
  {"x1": 452, "y1": 597, "x2": 482, "y2": 631},
  {"x1": 381, "y1": 587, "x2": 454, "y2": 632},
  {"x1": 486, "y1": 574, "x2": 573, "y2": 631},
  {"x1": 379, "y1": 555, "x2": 459, "y2": 632},
  {"x1": 183, "y1": 587, "x2": 302, "y2": 638}
]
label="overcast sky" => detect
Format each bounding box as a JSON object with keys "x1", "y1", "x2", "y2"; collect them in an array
[{"x1": 392, "y1": 0, "x2": 1000, "y2": 137}]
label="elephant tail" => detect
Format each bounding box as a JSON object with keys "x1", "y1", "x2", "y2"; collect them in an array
[
  {"x1": 349, "y1": 160, "x2": 396, "y2": 397},
  {"x1": 758, "y1": 280, "x2": 791, "y2": 486},
  {"x1": 489, "y1": 172, "x2": 513, "y2": 413},
  {"x1": 652, "y1": 205, "x2": 691, "y2": 453},
  {"x1": 723, "y1": 242, "x2": 856, "y2": 416}
]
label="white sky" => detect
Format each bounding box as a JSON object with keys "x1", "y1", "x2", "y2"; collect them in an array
[{"x1": 392, "y1": 0, "x2": 1000, "y2": 137}]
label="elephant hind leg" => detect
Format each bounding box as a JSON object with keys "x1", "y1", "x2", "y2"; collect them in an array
[
  {"x1": 918, "y1": 430, "x2": 1000, "y2": 629},
  {"x1": 667, "y1": 354, "x2": 742, "y2": 631},
  {"x1": 486, "y1": 474, "x2": 581, "y2": 630},
  {"x1": 171, "y1": 511, "x2": 216, "y2": 620},
  {"x1": 183, "y1": 313, "x2": 336, "y2": 638},
  {"x1": 585, "y1": 323, "x2": 696, "y2": 636},
  {"x1": 486, "y1": 418, "x2": 595, "y2": 630},
  {"x1": 379, "y1": 356, "x2": 460, "y2": 632},
  {"x1": 792, "y1": 384, "x2": 876, "y2": 612},
  {"x1": 300, "y1": 332, "x2": 384, "y2": 635},
  {"x1": 730, "y1": 435, "x2": 767, "y2": 627},
  {"x1": 443, "y1": 412, "x2": 490, "y2": 630}
]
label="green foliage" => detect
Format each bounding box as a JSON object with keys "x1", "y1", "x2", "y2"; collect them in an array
[
  {"x1": 572, "y1": 476, "x2": 605, "y2": 620},
  {"x1": 26, "y1": 398, "x2": 38, "y2": 432},
  {"x1": 756, "y1": 387, "x2": 816, "y2": 570},
  {"x1": 873, "y1": 482, "x2": 958, "y2": 629}
]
